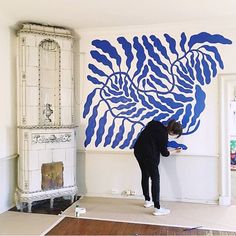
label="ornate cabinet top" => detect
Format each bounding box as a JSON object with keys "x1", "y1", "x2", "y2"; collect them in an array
[
  {"x1": 17, "y1": 23, "x2": 73, "y2": 39},
  {"x1": 17, "y1": 22, "x2": 75, "y2": 128}
]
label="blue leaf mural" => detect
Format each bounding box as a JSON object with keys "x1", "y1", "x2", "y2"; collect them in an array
[{"x1": 83, "y1": 32, "x2": 232, "y2": 149}]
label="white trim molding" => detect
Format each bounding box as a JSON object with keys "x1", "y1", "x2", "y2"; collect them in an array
[
  {"x1": 0, "y1": 154, "x2": 18, "y2": 161},
  {"x1": 77, "y1": 149, "x2": 219, "y2": 158}
]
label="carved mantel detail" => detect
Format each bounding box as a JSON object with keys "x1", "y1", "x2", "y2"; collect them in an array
[{"x1": 32, "y1": 133, "x2": 72, "y2": 144}]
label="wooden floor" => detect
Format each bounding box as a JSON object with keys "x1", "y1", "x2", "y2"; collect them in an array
[{"x1": 46, "y1": 217, "x2": 236, "y2": 235}]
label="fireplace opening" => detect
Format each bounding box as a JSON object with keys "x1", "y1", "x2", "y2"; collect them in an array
[{"x1": 41, "y1": 162, "x2": 64, "y2": 190}]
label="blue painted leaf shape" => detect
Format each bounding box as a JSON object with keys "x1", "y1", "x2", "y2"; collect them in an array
[
  {"x1": 175, "y1": 65, "x2": 194, "y2": 85},
  {"x1": 88, "y1": 64, "x2": 107, "y2": 77},
  {"x1": 175, "y1": 74, "x2": 193, "y2": 89},
  {"x1": 150, "y1": 35, "x2": 170, "y2": 61},
  {"x1": 112, "y1": 121, "x2": 125, "y2": 148},
  {"x1": 178, "y1": 60, "x2": 188, "y2": 74},
  {"x1": 102, "y1": 89, "x2": 111, "y2": 97},
  {"x1": 201, "y1": 45, "x2": 224, "y2": 69},
  {"x1": 87, "y1": 75, "x2": 104, "y2": 85},
  {"x1": 149, "y1": 75, "x2": 168, "y2": 90},
  {"x1": 205, "y1": 54, "x2": 217, "y2": 77},
  {"x1": 165, "y1": 108, "x2": 184, "y2": 122},
  {"x1": 147, "y1": 79, "x2": 157, "y2": 90},
  {"x1": 137, "y1": 65, "x2": 149, "y2": 84},
  {"x1": 120, "y1": 107, "x2": 136, "y2": 116},
  {"x1": 175, "y1": 82, "x2": 192, "y2": 94},
  {"x1": 95, "y1": 111, "x2": 108, "y2": 146},
  {"x1": 157, "y1": 95, "x2": 184, "y2": 109},
  {"x1": 164, "y1": 33, "x2": 179, "y2": 58},
  {"x1": 195, "y1": 54, "x2": 205, "y2": 85},
  {"x1": 106, "y1": 86, "x2": 123, "y2": 96},
  {"x1": 92, "y1": 39, "x2": 121, "y2": 67},
  {"x1": 142, "y1": 79, "x2": 146, "y2": 89},
  {"x1": 114, "y1": 75, "x2": 118, "y2": 84},
  {"x1": 189, "y1": 85, "x2": 206, "y2": 129},
  {"x1": 119, "y1": 125, "x2": 135, "y2": 149},
  {"x1": 168, "y1": 141, "x2": 187, "y2": 150},
  {"x1": 84, "y1": 104, "x2": 99, "y2": 147},
  {"x1": 180, "y1": 32, "x2": 187, "y2": 53},
  {"x1": 185, "y1": 57, "x2": 195, "y2": 81},
  {"x1": 133, "y1": 36, "x2": 146, "y2": 78},
  {"x1": 83, "y1": 89, "x2": 97, "y2": 118},
  {"x1": 140, "y1": 110, "x2": 158, "y2": 120},
  {"x1": 153, "y1": 112, "x2": 169, "y2": 121},
  {"x1": 115, "y1": 102, "x2": 136, "y2": 110},
  {"x1": 131, "y1": 108, "x2": 146, "y2": 118},
  {"x1": 148, "y1": 60, "x2": 170, "y2": 82},
  {"x1": 110, "y1": 96, "x2": 131, "y2": 103},
  {"x1": 123, "y1": 78, "x2": 129, "y2": 97},
  {"x1": 137, "y1": 92, "x2": 153, "y2": 110},
  {"x1": 110, "y1": 81, "x2": 119, "y2": 91},
  {"x1": 181, "y1": 103, "x2": 192, "y2": 129},
  {"x1": 142, "y1": 36, "x2": 169, "y2": 72},
  {"x1": 104, "y1": 120, "x2": 115, "y2": 147},
  {"x1": 147, "y1": 95, "x2": 173, "y2": 113},
  {"x1": 171, "y1": 92, "x2": 193, "y2": 103},
  {"x1": 190, "y1": 52, "x2": 195, "y2": 67},
  {"x1": 118, "y1": 74, "x2": 123, "y2": 89},
  {"x1": 117, "y1": 37, "x2": 134, "y2": 70},
  {"x1": 188, "y1": 32, "x2": 232, "y2": 49},
  {"x1": 187, "y1": 120, "x2": 201, "y2": 135},
  {"x1": 90, "y1": 50, "x2": 113, "y2": 71},
  {"x1": 202, "y1": 55, "x2": 211, "y2": 84},
  {"x1": 129, "y1": 85, "x2": 139, "y2": 102}
]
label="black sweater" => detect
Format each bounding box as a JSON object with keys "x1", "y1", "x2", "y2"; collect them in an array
[{"x1": 134, "y1": 121, "x2": 170, "y2": 160}]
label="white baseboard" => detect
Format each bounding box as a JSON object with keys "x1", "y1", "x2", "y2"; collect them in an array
[{"x1": 79, "y1": 193, "x2": 218, "y2": 205}]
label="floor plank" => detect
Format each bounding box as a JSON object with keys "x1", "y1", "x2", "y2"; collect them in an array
[{"x1": 46, "y1": 217, "x2": 236, "y2": 235}]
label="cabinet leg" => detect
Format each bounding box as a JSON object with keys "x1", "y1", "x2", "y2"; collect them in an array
[
  {"x1": 50, "y1": 198, "x2": 54, "y2": 208},
  {"x1": 71, "y1": 195, "x2": 75, "y2": 204},
  {"x1": 28, "y1": 202, "x2": 32, "y2": 213},
  {"x1": 20, "y1": 202, "x2": 23, "y2": 212}
]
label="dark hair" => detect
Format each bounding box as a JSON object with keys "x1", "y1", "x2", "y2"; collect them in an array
[{"x1": 167, "y1": 119, "x2": 182, "y2": 138}]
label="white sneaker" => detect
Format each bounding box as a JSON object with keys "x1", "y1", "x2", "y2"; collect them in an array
[
  {"x1": 153, "y1": 207, "x2": 170, "y2": 216},
  {"x1": 144, "y1": 200, "x2": 154, "y2": 208}
]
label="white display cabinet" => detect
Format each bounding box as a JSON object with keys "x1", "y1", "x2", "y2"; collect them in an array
[{"x1": 15, "y1": 23, "x2": 78, "y2": 212}]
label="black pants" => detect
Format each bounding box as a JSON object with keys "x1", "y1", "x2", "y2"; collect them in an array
[{"x1": 134, "y1": 149, "x2": 160, "y2": 209}]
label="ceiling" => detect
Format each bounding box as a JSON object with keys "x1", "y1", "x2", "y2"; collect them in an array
[{"x1": 0, "y1": 0, "x2": 235, "y2": 30}]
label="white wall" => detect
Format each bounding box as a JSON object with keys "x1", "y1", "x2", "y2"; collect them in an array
[
  {"x1": 75, "y1": 20, "x2": 236, "y2": 204},
  {"x1": 0, "y1": 17, "x2": 235, "y2": 213},
  {"x1": 0, "y1": 25, "x2": 17, "y2": 213}
]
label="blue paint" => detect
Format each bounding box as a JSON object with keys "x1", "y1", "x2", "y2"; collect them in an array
[
  {"x1": 83, "y1": 32, "x2": 232, "y2": 149},
  {"x1": 168, "y1": 141, "x2": 187, "y2": 150},
  {"x1": 117, "y1": 36, "x2": 133, "y2": 70}
]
